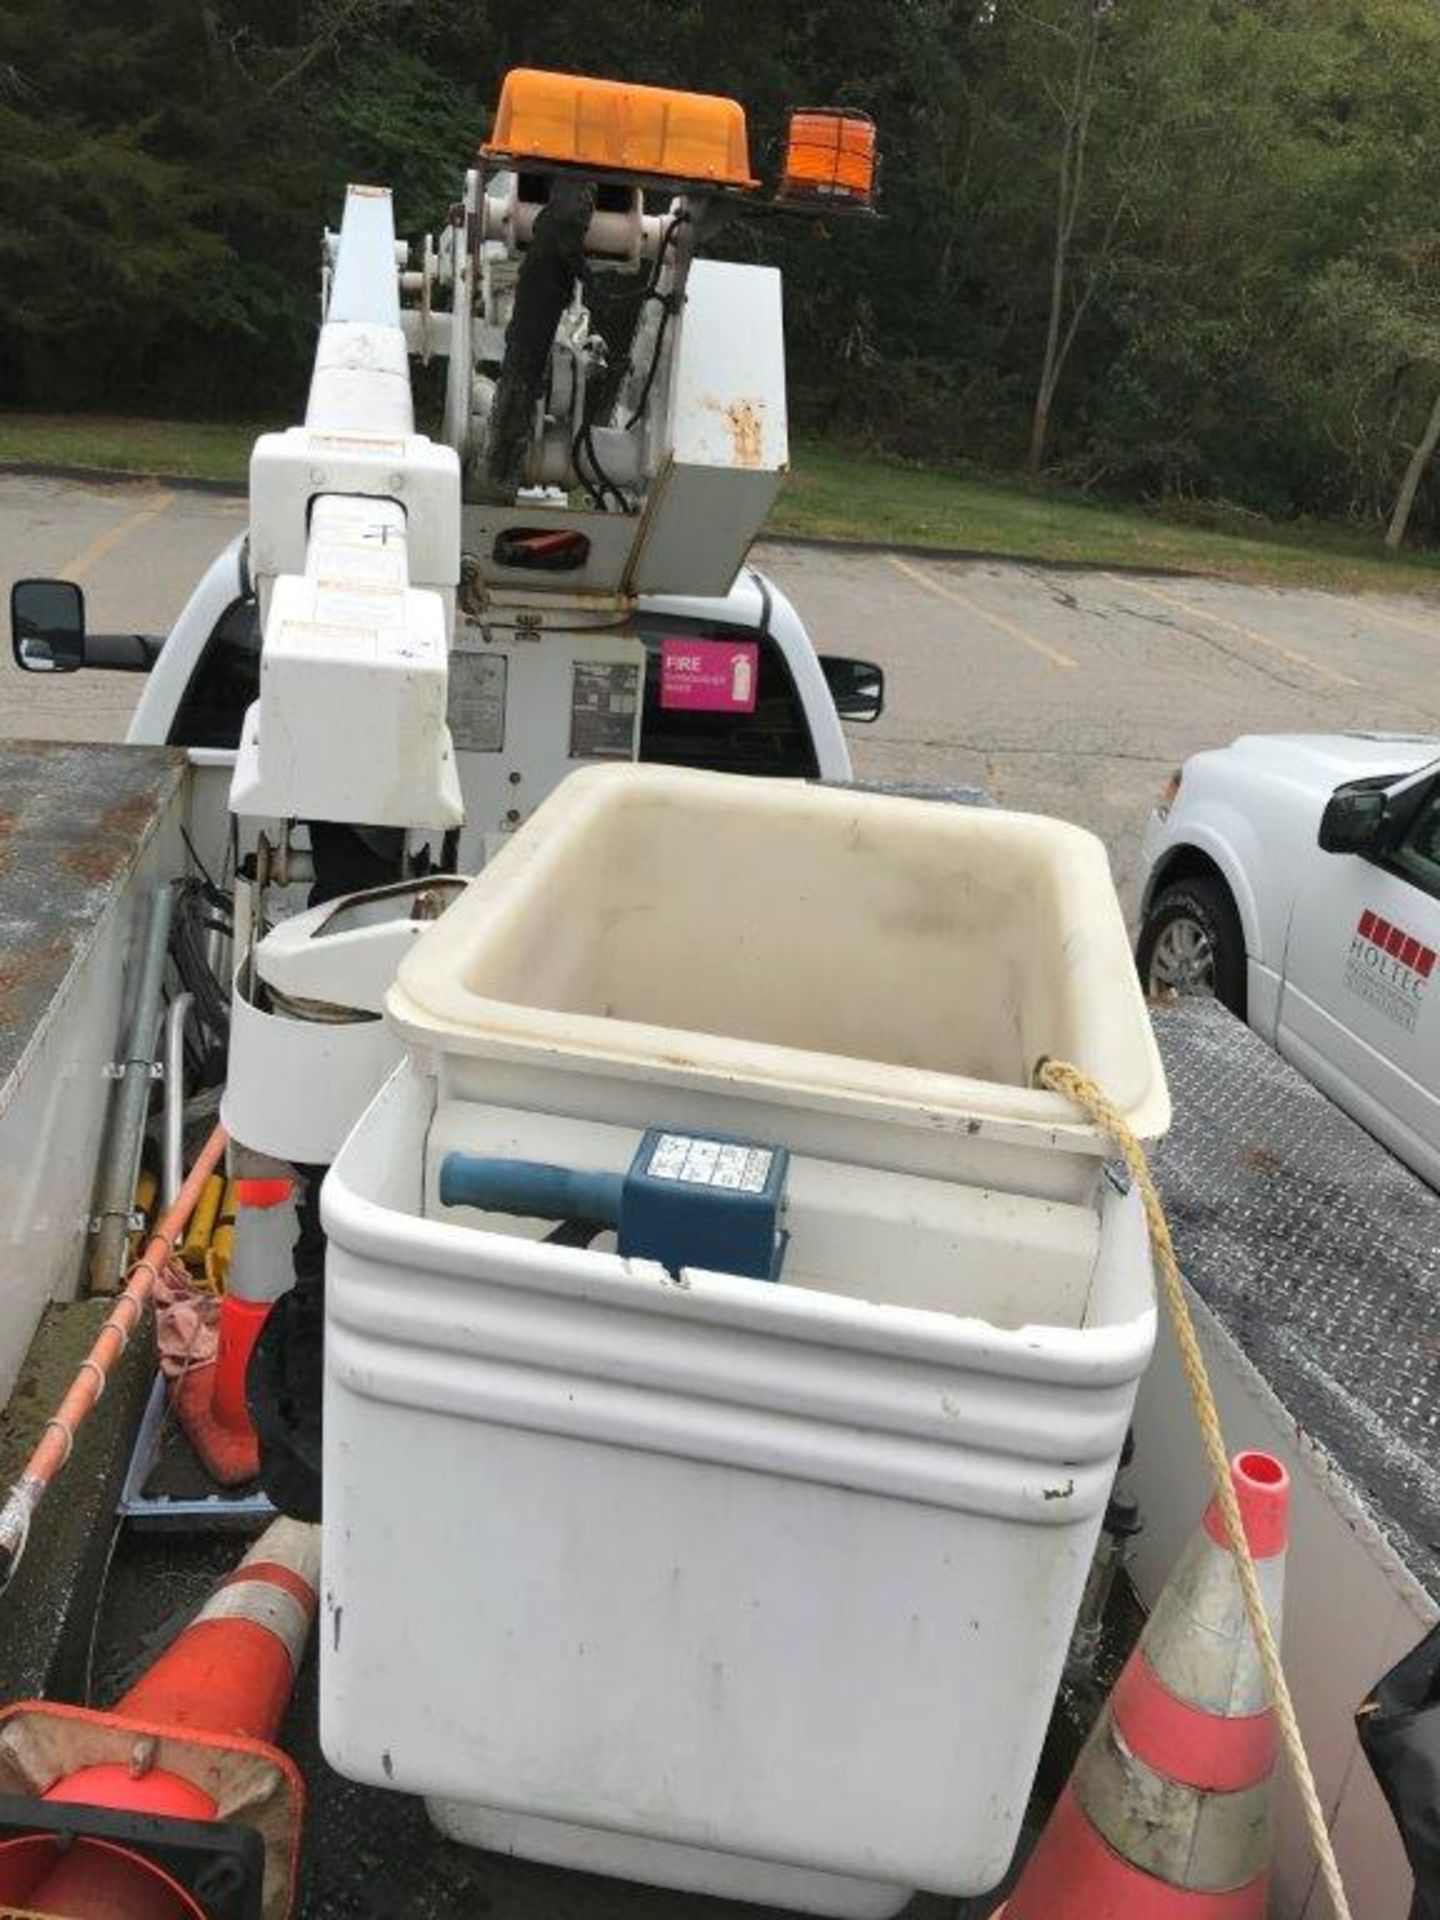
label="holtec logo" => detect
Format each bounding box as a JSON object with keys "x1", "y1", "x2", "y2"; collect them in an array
[{"x1": 1344, "y1": 909, "x2": 1435, "y2": 1032}]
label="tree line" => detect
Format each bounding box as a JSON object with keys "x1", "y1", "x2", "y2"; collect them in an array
[{"x1": 4, "y1": 0, "x2": 1440, "y2": 545}]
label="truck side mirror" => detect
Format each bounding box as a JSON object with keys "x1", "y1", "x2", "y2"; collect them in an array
[
  {"x1": 11, "y1": 579, "x2": 86, "y2": 673},
  {"x1": 1318, "y1": 785, "x2": 1387, "y2": 854},
  {"x1": 820, "y1": 655, "x2": 885, "y2": 723}
]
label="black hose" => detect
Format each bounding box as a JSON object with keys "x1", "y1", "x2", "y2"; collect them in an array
[
  {"x1": 169, "y1": 878, "x2": 231, "y2": 1079},
  {"x1": 624, "y1": 211, "x2": 689, "y2": 431},
  {"x1": 485, "y1": 176, "x2": 597, "y2": 499}
]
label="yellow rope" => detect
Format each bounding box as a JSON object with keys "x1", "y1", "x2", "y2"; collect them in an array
[{"x1": 1039, "y1": 1058, "x2": 1353, "y2": 1920}]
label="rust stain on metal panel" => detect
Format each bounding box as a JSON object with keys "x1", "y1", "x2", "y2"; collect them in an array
[
  {"x1": 101, "y1": 793, "x2": 162, "y2": 839},
  {"x1": 62, "y1": 840, "x2": 125, "y2": 883},
  {"x1": 62, "y1": 795, "x2": 162, "y2": 884},
  {"x1": 724, "y1": 399, "x2": 764, "y2": 467},
  {"x1": 0, "y1": 940, "x2": 70, "y2": 1032}
]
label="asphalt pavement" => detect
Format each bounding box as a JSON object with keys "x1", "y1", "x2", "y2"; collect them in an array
[{"x1": 3, "y1": 472, "x2": 1437, "y2": 920}]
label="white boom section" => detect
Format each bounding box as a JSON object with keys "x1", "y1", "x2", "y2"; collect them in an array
[
  {"x1": 230, "y1": 493, "x2": 460, "y2": 827},
  {"x1": 314, "y1": 185, "x2": 415, "y2": 435},
  {"x1": 233, "y1": 185, "x2": 462, "y2": 831}
]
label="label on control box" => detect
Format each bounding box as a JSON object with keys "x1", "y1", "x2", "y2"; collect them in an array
[{"x1": 646, "y1": 1133, "x2": 774, "y2": 1195}]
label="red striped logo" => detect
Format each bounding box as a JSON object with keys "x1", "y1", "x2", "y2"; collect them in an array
[{"x1": 1357, "y1": 910, "x2": 1435, "y2": 979}]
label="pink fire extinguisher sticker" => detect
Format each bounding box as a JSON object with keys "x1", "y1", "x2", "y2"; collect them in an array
[{"x1": 659, "y1": 638, "x2": 760, "y2": 713}]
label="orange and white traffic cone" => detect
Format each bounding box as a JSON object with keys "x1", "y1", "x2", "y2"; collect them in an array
[
  {"x1": 174, "y1": 1174, "x2": 297, "y2": 1485},
  {"x1": 996, "y1": 1449, "x2": 1290, "y2": 1919},
  {"x1": 0, "y1": 1515, "x2": 319, "y2": 1919}
]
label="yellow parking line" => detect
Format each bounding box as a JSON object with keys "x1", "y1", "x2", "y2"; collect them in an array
[
  {"x1": 1111, "y1": 574, "x2": 1359, "y2": 688},
  {"x1": 62, "y1": 489, "x2": 176, "y2": 583},
  {"x1": 886, "y1": 553, "x2": 1078, "y2": 670},
  {"x1": 1356, "y1": 599, "x2": 1437, "y2": 641}
]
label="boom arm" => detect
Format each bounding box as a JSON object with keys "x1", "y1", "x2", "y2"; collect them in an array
[{"x1": 232, "y1": 186, "x2": 462, "y2": 834}]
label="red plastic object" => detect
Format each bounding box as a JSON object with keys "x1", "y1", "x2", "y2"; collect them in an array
[
  {"x1": 0, "y1": 1519, "x2": 318, "y2": 1918},
  {"x1": 0, "y1": 1832, "x2": 207, "y2": 1918},
  {"x1": 1203, "y1": 1449, "x2": 1291, "y2": 1560}
]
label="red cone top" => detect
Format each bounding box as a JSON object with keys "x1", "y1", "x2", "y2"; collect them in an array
[{"x1": 1204, "y1": 1451, "x2": 1290, "y2": 1560}]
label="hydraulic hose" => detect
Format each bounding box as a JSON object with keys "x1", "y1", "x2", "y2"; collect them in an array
[{"x1": 484, "y1": 175, "x2": 597, "y2": 498}]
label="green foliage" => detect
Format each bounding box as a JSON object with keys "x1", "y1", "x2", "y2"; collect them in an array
[{"x1": 4, "y1": 0, "x2": 1440, "y2": 538}]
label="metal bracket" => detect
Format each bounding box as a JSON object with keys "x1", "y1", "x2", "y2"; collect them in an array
[
  {"x1": 117, "y1": 1373, "x2": 276, "y2": 1529},
  {"x1": 88, "y1": 1208, "x2": 148, "y2": 1238}
]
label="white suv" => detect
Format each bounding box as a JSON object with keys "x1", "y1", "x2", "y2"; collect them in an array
[{"x1": 1136, "y1": 732, "x2": 1440, "y2": 1188}]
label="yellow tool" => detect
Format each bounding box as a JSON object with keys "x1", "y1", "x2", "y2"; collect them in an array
[
  {"x1": 180, "y1": 1172, "x2": 225, "y2": 1276},
  {"x1": 206, "y1": 1179, "x2": 238, "y2": 1292}
]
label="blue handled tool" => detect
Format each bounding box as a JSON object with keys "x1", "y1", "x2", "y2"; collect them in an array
[
  {"x1": 439, "y1": 1129, "x2": 789, "y2": 1281},
  {"x1": 438, "y1": 1157, "x2": 624, "y2": 1225}
]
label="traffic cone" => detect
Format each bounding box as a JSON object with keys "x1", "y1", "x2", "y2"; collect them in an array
[
  {"x1": 173, "y1": 1175, "x2": 297, "y2": 1485},
  {"x1": 996, "y1": 1449, "x2": 1290, "y2": 1919},
  {"x1": 0, "y1": 1516, "x2": 319, "y2": 1919}
]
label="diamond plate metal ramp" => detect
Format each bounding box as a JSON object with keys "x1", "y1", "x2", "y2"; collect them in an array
[{"x1": 1150, "y1": 997, "x2": 1440, "y2": 1595}]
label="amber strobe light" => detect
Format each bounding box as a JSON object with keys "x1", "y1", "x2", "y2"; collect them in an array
[
  {"x1": 780, "y1": 109, "x2": 877, "y2": 208},
  {"x1": 483, "y1": 69, "x2": 757, "y2": 187}
]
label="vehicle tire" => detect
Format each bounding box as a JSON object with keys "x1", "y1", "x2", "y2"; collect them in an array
[{"x1": 1136, "y1": 875, "x2": 1246, "y2": 1017}]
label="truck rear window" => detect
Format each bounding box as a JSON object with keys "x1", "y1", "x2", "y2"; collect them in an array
[
  {"x1": 168, "y1": 602, "x2": 819, "y2": 781},
  {"x1": 167, "y1": 597, "x2": 261, "y2": 750},
  {"x1": 634, "y1": 616, "x2": 818, "y2": 779}
]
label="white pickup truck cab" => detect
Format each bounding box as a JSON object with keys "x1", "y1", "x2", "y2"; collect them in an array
[
  {"x1": 1137, "y1": 732, "x2": 1440, "y2": 1187},
  {"x1": 12, "y1": 534, "x2": 879, "y2": 880}
]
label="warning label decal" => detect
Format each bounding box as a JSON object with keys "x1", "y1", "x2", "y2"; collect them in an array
[
  {"x1": 647, "y1": 1134, "x2": 774, "y2": 1194},
  {"x1": 1343, "y1": 908, "x2": 1435, "y2": 1033},
  {"x1": 660, "y1": 638, "x2": 759, "y2": 714}
]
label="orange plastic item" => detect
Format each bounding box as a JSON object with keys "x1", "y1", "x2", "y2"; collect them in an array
[
  {"x1": 0, "y1": 1832, "x2": 208, "y2": 1917},
  {"x1": 996, "y1": 1452, "x2": 1290, "y2": 1920},
  {"x1": 780, "y1": 109, "x2": 877, "y2": 207},
  {"x1": 0, "y1": 1519, "x2": 318, "y2": 1920},
  {"x1": 484, "y1": 69, "x2": 757, "y2": 187}
]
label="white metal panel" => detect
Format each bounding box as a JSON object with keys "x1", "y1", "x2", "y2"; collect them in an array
[
  {"x1": 630, "y1": 262, "x2": 789, "y2": 597},
  {"x1": 450, "y1": 628, "x2": 646, "y2": 867},
  {"x1": 666, "y1": 261, "x2": 789, "y2": 473}
]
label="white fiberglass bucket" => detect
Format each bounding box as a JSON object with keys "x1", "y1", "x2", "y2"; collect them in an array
[
  {"x1": 321, "y1": 767, "x2": 1168, "y2": 1912},
  {"x1": 386, "y1": 765, "x2": 1168, "y2": 1201}
]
